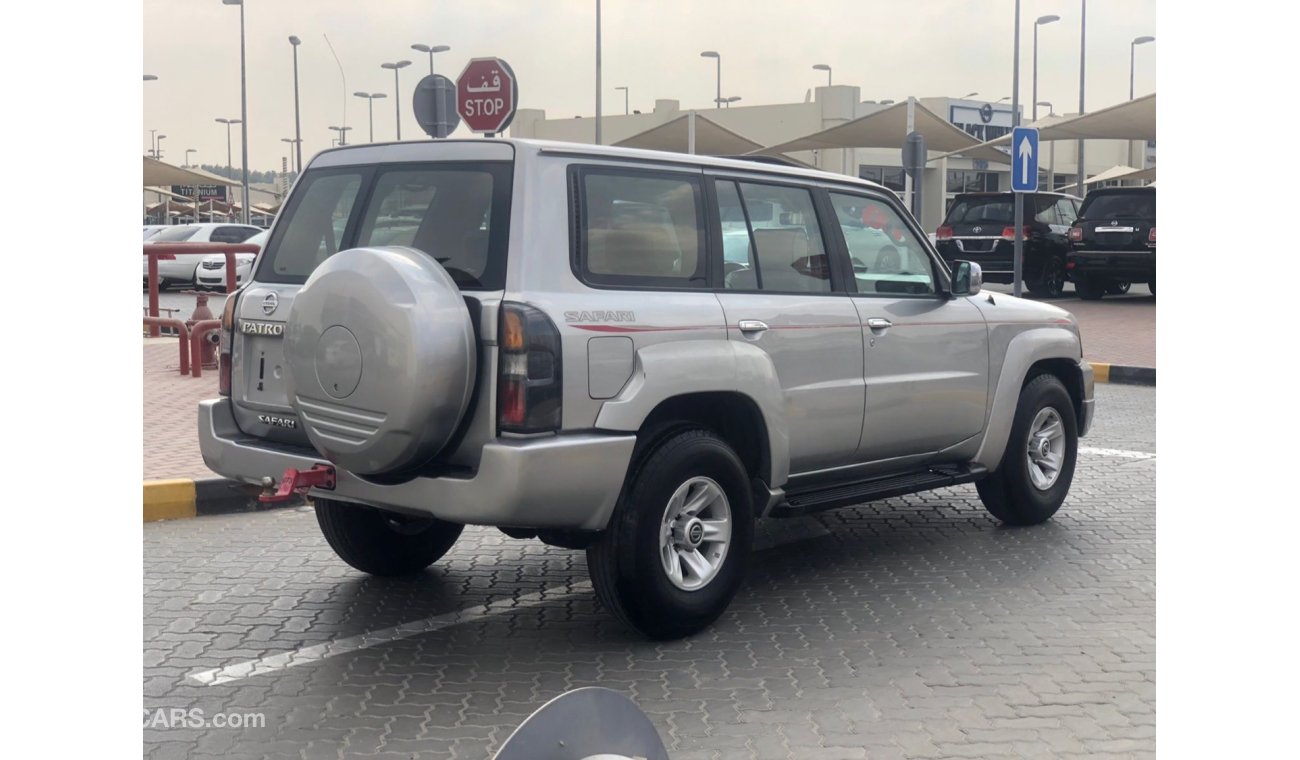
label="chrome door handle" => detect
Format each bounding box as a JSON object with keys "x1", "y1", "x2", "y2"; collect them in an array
[
  {"x1": 866, "y1": 318, "x2": 893, "y2": 331},
  {"x1": 738, "y1": 320, "x2": 769, "y2": 333}
]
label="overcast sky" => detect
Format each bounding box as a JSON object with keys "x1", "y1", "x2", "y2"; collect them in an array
[{"x1": 143, "y1": 0, "x2": 1156, "y2": 172}]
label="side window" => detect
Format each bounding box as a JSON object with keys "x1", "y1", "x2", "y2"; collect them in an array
[
  {"x1": 578, "y1": 170, "x2": 706, "y2": 287},
  {"x1": 721, "y1": 181, "x2": 830, "y2": 293},
  {"x1": 210, "y1": 226, "x2": 244, "y2": 244},
  {"x1": 1054, "y1": 198, "x2": 1078, "y2": 226},
  {"x1": 1033, "y1": 195, "x2": 1060, "y2": 225},
  {"x1": 264, "y1": 171, "x2": 363, "y2": 280},
  {"x1": 827, "y1": 192, "x2": 936, "y2": 296}
]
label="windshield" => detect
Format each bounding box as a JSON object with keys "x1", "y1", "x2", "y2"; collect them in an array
[
  {"x1": 149, "y1": 225, "x2": 200, "y2": 242},
  {"x1": 1079, "y1": 191, "x2": 1155, "y2": 220},
  {"x1": 257, "y1": 162, "x2": 512, "y2": 289},
  {"x1": 945, "y1": 198, "x2": 1014, "y2": 225}
]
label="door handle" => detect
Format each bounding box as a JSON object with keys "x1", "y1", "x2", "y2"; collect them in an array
[
  {"x1": 738, "y1": 320, "x2": 769, "y2": 334},
  {"x1": 867, "y1": 318, "x2": 892, "y2": 331}
]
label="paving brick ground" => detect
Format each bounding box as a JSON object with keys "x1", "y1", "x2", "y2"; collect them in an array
[
  {"x1": 142, "y1": 289, "x2": 1154, "y2": 482},
  {"x1": 143, "y1": 383, "x2": 1155, "y2": 760}
]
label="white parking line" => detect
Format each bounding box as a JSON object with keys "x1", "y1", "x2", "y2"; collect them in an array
[
  {"x1": 187, "y1": 582, "x2": 592, "y2": 686},
  {"x1": 1080, "y1": 446, "x2": 1156, "y2": 461}
]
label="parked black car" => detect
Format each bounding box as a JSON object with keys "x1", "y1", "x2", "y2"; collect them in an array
[
  {"x1": 1067, "y1": 186, "x2": 1156, "y2": 299},
  {"x1": 935, "y1": 191, "x2": 1082, "y2": 297}
]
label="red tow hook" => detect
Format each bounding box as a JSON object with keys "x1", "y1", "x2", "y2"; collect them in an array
[{"x1": 259, "y1": 464, "x2": 336, "y2": 504}]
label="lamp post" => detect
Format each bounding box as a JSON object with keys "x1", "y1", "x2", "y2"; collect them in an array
[
  {"x1": 328, "y1": 125, "x2": 352, "y2": 146},
  {"x1": 595, "y1": 0, "x2": 602, "y2": 145},
  {"x1": 715, "y1": 96, "x2": 741, "y2": 108},
  {"x1": 995, "y1": 95, "x2": 1011, "y2": 103},
  {"x1": 380, "y1": 60, "x2": 412, "y2": 140},
  {"x1": 1128, "y1": 35, "x2": 1154, "y2": 166},
  {"x1": 700, "y1": 51, "x2": 720, "y2": 109},
  {"x1": 1077, "y1": 0, "x2": 1087, "y2": 196},
  {"x1": 222, "y1": 0, "x2": 251, "y2": 223},
  {"x1": 962, "y1": 91, "x2": 979, "y2": 98},
  {"x1": 1038, "y1": 101, "x2": 1055, "y2": 189},
  {"x1": 143, "y1": 74, "x2": 158, "y2": 81},
  {"x1": 411, "y1": 43, "x2": 450, "y2": 75},
  {"x1": 615, "y1": 86, "x2": 628, "y2": 115},
  {"x1": 156, "y1": 134, "x2": 167, "y2": 160},
  {"x1": 289, "y1": 36, "x2": 303, "y2": 175},
  {"x1": 185, "y1": 148, "x2": 196, "y2": 167},
  {"x1": 812, "y1": 64, "x2": 832, "y2": 86},
  {"x1": 215, "y1": 118, "x2": 240, "y2": 177},
  {"x1": 1033, "y1": 14, "x2": 1060, "y2": 122},
  {"x1": 354, "y1": 92, "x2": 387, "y2": 142},
  {"x1": 1011, "y1": 0, "x2": 1023, "y2": 297},
  {"x1": 280, "y1": 137, "x2": 300, "y2": 170},
  {"x1": 148, "y1": 129, "x2": 158, "y2": 158}
]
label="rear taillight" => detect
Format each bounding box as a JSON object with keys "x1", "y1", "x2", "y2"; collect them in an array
[
  {"x1": 936, "y1": 225, "x2": 954, "y2": 240},
  {"x1": 218, "y1": 290, "x2": 240, "y2": 396},
  {"x1": 1148, "y1": 227, "x2": 1156, "y2": 244},
  {"x1": 1068, "y1": 226, "x2": 1083, "y2": 242},
  {"x1": 497, "y1": 302, "x2": 562, "y2": 434},
  {"x1": 1001, "y1": 225, "x2": 1032, "y2": 241}
]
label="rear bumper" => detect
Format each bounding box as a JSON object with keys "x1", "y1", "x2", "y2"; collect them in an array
[
  {"x1": 198, "y1": 398, "x2": 636, "y2": 531},
  {"x1": 1068, "y1": 249, "x2": 1156, "y2": 281}
]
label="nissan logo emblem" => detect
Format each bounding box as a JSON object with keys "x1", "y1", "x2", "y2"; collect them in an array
[{"x1": 262, "y1": 293, "x2": 279, "y2": 316}]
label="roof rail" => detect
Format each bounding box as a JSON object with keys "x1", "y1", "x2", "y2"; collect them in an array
[{"x1": 717, "y1": 154, "x2": 805, "y2": 168}]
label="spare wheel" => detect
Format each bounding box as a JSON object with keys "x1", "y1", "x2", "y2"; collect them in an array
[{"x1": 283, "y1": 246, "x2": 477, "y2": 477}]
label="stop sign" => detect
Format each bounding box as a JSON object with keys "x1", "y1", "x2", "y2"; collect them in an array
[{"x1": 456, "y1": 57, "x2": 518, "y2": 134}]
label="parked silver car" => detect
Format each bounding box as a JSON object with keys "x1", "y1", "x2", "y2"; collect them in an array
[
  {"x1": 200, "y1": 139, "x2": 1094, "y2": 639},
  {"x1": 195, "y1": 230, "x2": 266, "y2": 290}
]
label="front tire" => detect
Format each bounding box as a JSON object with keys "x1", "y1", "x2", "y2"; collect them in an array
[
  {"x1": 315, "y1": 498, "x2": 463, "y2": 576},
  {"x1": 976, "y1": 374, "x2": 1078, "y2": 526},
  {"x1": 587, "y1": 429, "x2": 754, "y2": 640}
]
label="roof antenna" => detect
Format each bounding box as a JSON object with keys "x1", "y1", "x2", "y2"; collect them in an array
[{"x1": 323, "y1": 34, "x2": 347, "y2": 137}]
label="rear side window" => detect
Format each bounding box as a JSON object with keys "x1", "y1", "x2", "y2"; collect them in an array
[
  {"x1": 211, "y1": 226, "x2": 259, "y2": 243},
  {"x1": 717, "y1": 180, "x2": 832, "y2": 293},
  {"x1": 575, "y1": 168, "x2": 706, "y2": 288},
  {"x1": 1079, "y1": 191, "x2": 1156, "y2": 220},
  {"x1": 1033, "y1": 196, "x2": 1060, "y2": 225},
  {"x1": 1054, "y1": 198, "x2": 1078, "y2": 225}
]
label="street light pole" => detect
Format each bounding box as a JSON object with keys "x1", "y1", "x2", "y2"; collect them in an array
[
  {"x1": 411, "y1": 43, "x2": 450, "y2": 76},
  {"x1": 289, "y1": 36, "x2": 303, "y2": 174},
  {"x1": 1033, "y1": 15, "x2": 1060, "y2": 122},
  {"x1": 595, "y1": 0, "x2": 602, "y2": 145},
  {"x1": 328, "y1": 126, "x2": 351, "y2": 146},
  {"x1": 222, "y1": 0, "x2": 251, "y2": 224},
  {"x1": 354, "y1": 92, "x2": 387, "y2": 142},
  {"x1": 215, "y1": 118, "x2": 240, "y2": 177},
  {"x1": 700, "y1": 51, "x2": 720, "y2": 109},
  {"x1": 156, "y1": 134, "x2": 167, "y2": 160},
  {"x1": 1012, "y1": 0, "x2": 1024, "y2": 298},
  {"x1": 813, "y1": 64, "x2": 832, "y2": 86},
  {"x1": 1128, "y1": 35, "x2": 1154, "y2": 166},
  {"x1": 185, "y1": 148, "x2": 196, "y2": 167},
  {"x1": 1038, "y1": 101, "x2": 1055, "y2": 189},
  {"x1": 1077, "y1": 0, "x2": 1087, "y2": 195},
  {"x1": 615, "y1": 86, "x2": 628, "y2": 115},
  {"x1": 381, "y1": 60, "x2": 412, "y2": 140}
]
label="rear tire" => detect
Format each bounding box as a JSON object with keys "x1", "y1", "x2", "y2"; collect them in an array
[
  {"x1": 1148, "y1": 279, "x2": 1156, "y2": 295},
  {"x1": 976, "y1": 374, "x2": 1078, "y2": 526},
  {"x1": 587, "y1": 429, "x2": 754, "y2": 640},
  {"x1": 315, "y1": 498, "x2": 463, "y2": 576},
  {"x1": 1027, "y1": 256, "x2": 1066, "y2": 298},
  {"x1": 1075, "y1": 275, "x2": 1106, "y2": 300},
  {"x1": 1106, "y1": 280, "x2": 1131, "y2": 295}
]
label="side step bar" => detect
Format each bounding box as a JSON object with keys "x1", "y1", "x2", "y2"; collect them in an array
[{"x1": 771, "y1": 464, "x2": 988, "y2": 517}]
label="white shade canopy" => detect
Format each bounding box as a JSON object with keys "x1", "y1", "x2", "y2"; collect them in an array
[
  {"x1": 143, "y1": 156, "x2": 239, "y2": 187},
  {"x1": 751, "y1": 99, "x2": 1013, "y2": 164},
  {"x1": 1056, "y1": 164, "x2": 1155, "y2": 193},
  {"x1": 613, "y1": 112, "x2": 766, "y2": 156},
  {"x1": 936, "y1": 93, "x2": 1156, "y2": 162}
]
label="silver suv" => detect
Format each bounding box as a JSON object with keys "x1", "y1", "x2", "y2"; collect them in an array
[{"x1": 200, "y1": 139, "x2": 1094, "y2": 640}]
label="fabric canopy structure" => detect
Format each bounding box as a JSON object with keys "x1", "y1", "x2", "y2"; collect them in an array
[
  {"x1": 936, "y1": 93, "x2": 1156, "y2": 161},
  {"x1": 752, "y1": 99, "x2": 1012, "y2": 164},
  {"x1": 613, "y1": 113, "x2": 766, "y2": 156},
  {"x1": 1056, "y1": 164, "x2": 1156, "y2": 193},
  {"x1": 142, "y1": 156, "x2": 238, "y2": 188}
]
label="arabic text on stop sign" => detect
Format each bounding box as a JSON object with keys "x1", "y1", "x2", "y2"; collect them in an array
[{"x1": 464, "y1": 97, "x2": 507, "y2": 116}]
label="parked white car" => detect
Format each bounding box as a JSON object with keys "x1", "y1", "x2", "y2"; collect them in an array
[
  {"x1": 143, "y1": 223, "x2": 263, "y2": 288},
  {"x1": 143, "y1": 225, "x2": 169, "y2": 240},
  {"x1": 196, "y1": 230, "x2": 266, "y2": 290}
]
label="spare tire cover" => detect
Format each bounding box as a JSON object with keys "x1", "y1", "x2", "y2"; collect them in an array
[{"x1": 283, "y1": 246, "x2": 477, "y2": 476}]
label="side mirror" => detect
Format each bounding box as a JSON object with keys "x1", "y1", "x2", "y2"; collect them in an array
[{"x1": 951, "y1": 260, "x2": 982, "y2": 297}]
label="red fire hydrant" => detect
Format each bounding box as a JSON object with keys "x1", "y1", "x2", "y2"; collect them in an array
[{"x1": 185, "y1": 292, "x2": 218, "y2": 370}]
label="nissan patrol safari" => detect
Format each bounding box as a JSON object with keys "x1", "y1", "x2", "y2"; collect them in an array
[{"x1": 200, "y1": 139, "x2": 1095, "y2": 640}]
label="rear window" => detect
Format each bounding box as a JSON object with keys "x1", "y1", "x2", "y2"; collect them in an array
[
  {"x1": 944, "y1": 197, "x2": 1013, "y2": 225},
  {"x1": 149, "y1": 225, "x2": 200, "y2": 242},
  {"x1": 257, "y1": 162, "x2": 513, "y2": 289},
  {"x1": 1079, "y1": 191, "x2": 1155, "y2": 220}
]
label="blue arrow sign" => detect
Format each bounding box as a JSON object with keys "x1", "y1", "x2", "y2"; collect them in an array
[{"x1": 1011, "y1": 126, "x2": 1040, "y2": 193}]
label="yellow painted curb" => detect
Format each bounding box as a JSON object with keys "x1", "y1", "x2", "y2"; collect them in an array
[
  {"x1": 143, "y1": 479, "x2": 197, "y2": 522},
  {"x1": 1092, "y1": 363, "x2": 1111, "y2": 383}
]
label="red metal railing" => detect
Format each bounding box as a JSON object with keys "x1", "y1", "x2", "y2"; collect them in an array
[
  {"x1": 142, "y1": 317, "x2": 191, "y2": 375},
  {"x1": 143, "y1": 242, "x2": 259, "y2": 337},
  {"x1": 188, "y1": 320, "x2": 222, "y2": 378}
]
